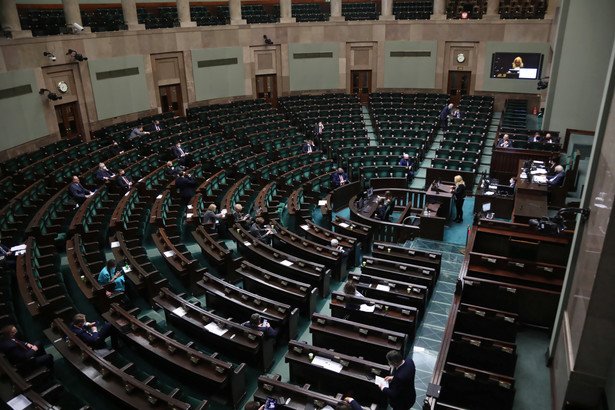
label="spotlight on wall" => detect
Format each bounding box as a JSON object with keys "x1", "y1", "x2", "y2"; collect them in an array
[
  {"x1": 537, "y1": 77, "x2": 549, "y2": 90},
  {"x1": 39, "y1": 88, "x2": 62, "y2": 101},
  {"x1": 43, "y1": 51, "x2": 56, "y2": 61},
  {"x1": 263, "y1": 35, "x2": 273, "y2": 45},
  {"x1": 66, "y1": 49, "x2": 88, "y2": 61},
  {"x1": 72, "y1": 22, "x2": 84, "y2": 32}
]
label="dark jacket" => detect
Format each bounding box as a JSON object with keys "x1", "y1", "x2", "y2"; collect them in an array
[
  {"x1": 94, "y1": 169, "x2": 113, "y2": 181},
  {"x1": 547, "y1": 171, "x2": 566, "y2": 186},
  {"x1": 69, "y1": 182, "x2": 91, "y2": 199},
  {"x1": 117, "y1": 174, "x2": 132, "y2": 190},
  {"x1": 332, "y1": 172, "x2": 349, "y2": 188},
  {"x1": 383, "y1": 359, "x2": 416, "y2": 410},
  {"x1": 241, "y1": 321, "x2": 279, "y2": 338},
  {"x1": 172, "y1": 145, "x2": 188, "y2": 159},
  {"x1": 250, "y1": 222, "x2": 270, "y2": 244},
  {"x1": 175, "y1": 175, "x2": 196, "y2": 199},
  {"x1": 452, "y1": 183, "x2": 466, "y2": 201}
]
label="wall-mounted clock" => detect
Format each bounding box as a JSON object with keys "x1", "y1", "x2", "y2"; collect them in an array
[
  {"x1": 457, "y1": 53, "x2": 466, "y2": 63},
  {"x1": 57, "y1": 81, "x2": 68, "y2": 93}
]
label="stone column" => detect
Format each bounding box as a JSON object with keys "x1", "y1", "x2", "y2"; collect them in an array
[
  {"x1": 379, "y1": 0, "x2": 394, "y2": 20},
  {"x1": 329, "y1": 0, "x2": 344, "y2": 22},
  {"x1": 1, "y1": 0, "x2": 32, "y2": 38},
  {"x1": 431, "y1": 0, "x2": 447, "y2": 20},
  {"x1": 279, "y1": 0, "x2": 295, "y2": 23},
  {"x1": 63, "y1": 0, "x2": 90, "y2": 33},
  {"x1": 121, "y1": 0, "x2": 145, "y2": 30},
  {"x1": 229, "y1": 0, "x2": 246, "y2": 25},
  {"x1": 176, "y1": 0, "x2": 196, "y2": 27},
  {"x1": 485, "y1": 0, "x2": 500, "y2": 18}
]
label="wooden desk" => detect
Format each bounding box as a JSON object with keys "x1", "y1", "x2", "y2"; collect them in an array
[
  {"x1": 426, "y1": 182, "x2": 454, "y2": 220},
  {"x1": 513, "y1": 160, "x2": 548, "y2": 224}
]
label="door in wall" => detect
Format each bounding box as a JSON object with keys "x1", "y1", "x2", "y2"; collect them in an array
[
  {"x1": 256, "y1": 74, "x2": 278, "y2": 108},
  {"x1": 55, "y1": 102, "x2": 83, "y2": 140},
  {"x1": 351, "y1": 70, "x2": 371, "y2": 105},
  {"x1": 447, "y1": 70, "x2": 471, "y2": 106},
  {"x1": 159, "y1": 84, "x2": 183, "y2": 116}
]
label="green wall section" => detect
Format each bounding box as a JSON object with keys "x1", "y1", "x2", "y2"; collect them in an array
[
  {"x1": 481, "y1": 42, "x2": 551, "y2": 94},
  {"x1": 384, "y1": 41, "x2": 438, "y2": 89},
  {"x1": 88, "y1": 55, "x2": 150, "y2": 121},
  {"x1": 191, "y1": 47, "x2": 245, "y2": 102},
  {"x1": 288, "y1": 43, "x2": 339, "y2": 92},
  {"x1": 0, "y1": 70, "x2": 47, "y2": 152},
  {"x1": 544, "y1": 0, "x2": 615, "y2": 133}
]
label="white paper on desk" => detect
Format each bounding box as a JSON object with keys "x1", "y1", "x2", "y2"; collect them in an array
[
  {"x1": 10, "y1": 244, "x2": 26, "y2": 252},
  {"x1": 375, "y1": 375, "x2": 389, "y2": 389},
  {"x1": 531, "y1": 168, "x2": 547, "y2": 175},
  {"x1": 110, "y1": 241, "x2": 120, "y2": 248},
  {"x1": 376, "y1": 284, "x2": 391, "y2": 292},
  {"x1": 323, "y1": 360, "x2": 343, "y2": 373},
  {"x1": 172, "y1": 306, "x2": 186, "y2": 317},
  {"x1": 156, "y1": 194, "x2": 163, "y2": 199},
  {"x1": 318, "y1": 200, "x2": 327, "y2": 206},
  {"x1": 280, "y1": 260, "x2": 293, "y2": 266},
  {"x1": 186, "y1": 213, "x2": 193, "y2": 218},
  {"x1": 7, "y1": 394, "x2": 31, "y2": 410},
  {"x1": 187, "y1": 205, "x2": 193, "y2": 210},
  {"x1": 533, "y1": 175, "x2": 548, "y2": 183},
  {"x1": 204, "y1": 321, "x2": 228, "y2": 336},
  {"x1": 163, "y1": 250, "x2": 175, "y2": 258},
  {"x1": 122, "y1": 265, "x2": 132, "y2": 273},
  {"x1": 338, "y1": 222, "x2": 350, "y2": 228},
  {"x1": 221, "y1": 209, "x2": 228, "y2": 215},
  {"x1": 243, "y1": 241, "x2": 252, "y2": 246},
  {"x1": 300, "y1": 224, "x2": 310, "y2": 231},
  {"x1": 359, "y1": 304, "x2": 376, "y2": 312}
]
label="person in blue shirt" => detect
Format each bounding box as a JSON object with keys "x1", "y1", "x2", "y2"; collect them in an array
[
  {"x1": 399, "y1": 154, "x2": 414, "y2": 182},
  {"x1": 98, "y1": 259, "x2": 125, "y2": 295}
]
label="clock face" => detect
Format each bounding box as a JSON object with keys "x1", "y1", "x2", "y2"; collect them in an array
[
  {"x1": 57, "y1": 81, "x2": 68, "y2": 93},
  {"x1": 457, "y1": 53, "x2": 466, "y2": 63}
]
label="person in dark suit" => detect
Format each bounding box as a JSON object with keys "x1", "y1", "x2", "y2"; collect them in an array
[
  {"x1": 109, "y1": 141, "x2": 124, "y2": 157},
  {"x1": 544, "y1": 132, "x2": 559, "y2": 144},
  {"x1": 336, "y1": 398, "x2": 362, "y2": 410},
  {"x1": 69, "y1": 313, "x2": 117, "y2": 349},
  {"x1": 94, "y1": 163, "x2": 114, "y2": 183},
  {"x1": 399, "y1": 154, "x2": 414, "y2": 182},
  {"x1": 250, "y1": 217, "x2": 273, "y2": 245},
  {"x1": 129, "y1": 125, "x2": 149, "y2": 139},
  {"x1": 116, "y1": 169, "x2": 133, "y2": 192},
  {"x1": 450, "y1": 175, "x2": 466, "y2": 223},
  {"x1": 0, "y1": 325, "x2": 53, "y2": 372},
  {"x1": 151, "y1": 120, "x2": 162, "y2": 132},
  {"x1": 302, "y1": 140, "x2": 315, "y2": 154},
  {"x1": 497, "y1": 134, "x2": 513, "y2": 148},
  {"x1": 379, "y1": 350, "x2": 416, "y2": 410},
  {"x1": 439, "y1": 103, "x2": 453, "y2": 131},
  {"x1": 332, "y1": 168, "x2": 349, "y2": 189},
  {"x1": 232, "y1": 204, "x2": 252, "y2": 228},
  {"x1": 528, "y1": 132, "x2": 543, "y2": 143},
  {"x1": 175, "y1": 171, "x2": 197, "y2": 206},
  {"x1": 546, "y1": 159, "x2": 558, "y2": 176},
  {"x1": 547, "y1": 165, "x2": 566, "y2": 186},
  {"x1": 69, "y1": 175, "x2": 92, "y2": 206},
  {"x1": 201, "y1": 204, "x2": 224, "y2": 226},
  {"x1": 452, "y1": 108, "x2": 462, "y2": 119},
  {"x1": 165, "y1": 161, "x2": 178, "y2": 178},
  {"x1": 374, "y1": 198, "x2": 387, "y2": 220},
  {"x1": 0, "y1": 234, "x2": 16, "y2": 268},
  {"x1": 241, "y1": 313, "x2": 278, "y2": 338},
  {"x1": 172, "y1": 142, "x2": 189, "y2": 166}
]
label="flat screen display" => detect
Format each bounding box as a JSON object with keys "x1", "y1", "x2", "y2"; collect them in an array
[{"x1": 491, "y1": 52, "x2": 543, "y2": 80}]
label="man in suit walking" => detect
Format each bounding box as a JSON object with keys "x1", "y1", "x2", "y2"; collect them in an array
[
  {"x1": 379, "y1": 350, "x2": 416, "y2": 410},
  {"x1": 0, "y1": 324, "x2": 54, "y2": 372},
  {"x1": 69, "y1": 175, "x2": 92, "y2": 206},
  {"x1": 175, "y1": 171, "x2": 197, "y2": 206}
]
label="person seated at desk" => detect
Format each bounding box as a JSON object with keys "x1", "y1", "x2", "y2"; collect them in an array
[
  {"x1": 544, "y1": 132, "x2": 559, "y2": 144},
  {"x1": 450, "y1": 175, "x2": 466, "y2": 223},
  {"x1": 250, "y1": 217, "x2": 274, "y2": 245},
  {"x1": 399, "y1": 154, "x2": 414, "y2": 182},
  {"x1": 109, "y1": 141, "x2": 124, "y2": 157},
  {"x1": 343, "y1": 281, "x2": 365, "y2": 310},
  {"x1": 509, "y1": 177, "x2": 517, "y2": 188},
  {"x1": 528, "y1": 132, "x2": 543, "y2": 143},
  {"x1": 302, "y1": 139, "x2": 316, "y2": 154},
  {"x1": 69, "y1": 175, "x2": 93, "y2": 207},
  {"x1": 373, "y1": 198, "x2": 387, "y2": 220},
  {"x1": 128, "y1": 125, "x2": 149, "y2": 140},
  {"x1": 497, "y1": 134, "x2": 513, "y2": 148},
  {"x1": 116, "y1": 169, "x2": 133, "y2": 192},
  {"x1": 69, "y1": 313, "x2": 117, "y2": 349},
  {"x1": 94, "y1": 162, "x2": 114, "y2": 183},
  {"x1": 0, "y1": 234, "x2": 16, "y2": 268},
  {"x1": 232, "y1": 204, "x2": 252, "y2": 228},
  {"x1": 330, "y1": 238, "x2": 350, "y2": 257},
  {"x1": 150, "y1": 120, "x2": 162, "y2": 132},
  {"x1": 0, "y1": 324, "x2": 54, "y2": 373},
  {"x1": 97, "y1": 259, "x2": 125, "y2": 296},
  {"x1": 172, "y1": 142, "x2": 189, "y2": 166},
  {"x1": 332, "y1": 168, "x2": 349, "y2": 188},
  {"x1": 547, "y1": 159, "x2": 558, "y2": 176},
  {"x1": 165, "y1": 161, "x2": 178, "y2": 178},
  {"x1": 547, "y1": 165, "x2": 566, "y2": 186},
  {"x1": 452, "y1": 108, "x2": 462, "y2": 119},
  {"x1": 201, "y1": 204, "x2": 224, "y2": 226},
  {"x1": 241, "y1": 313, "x2": 278, "y2": 338}
]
